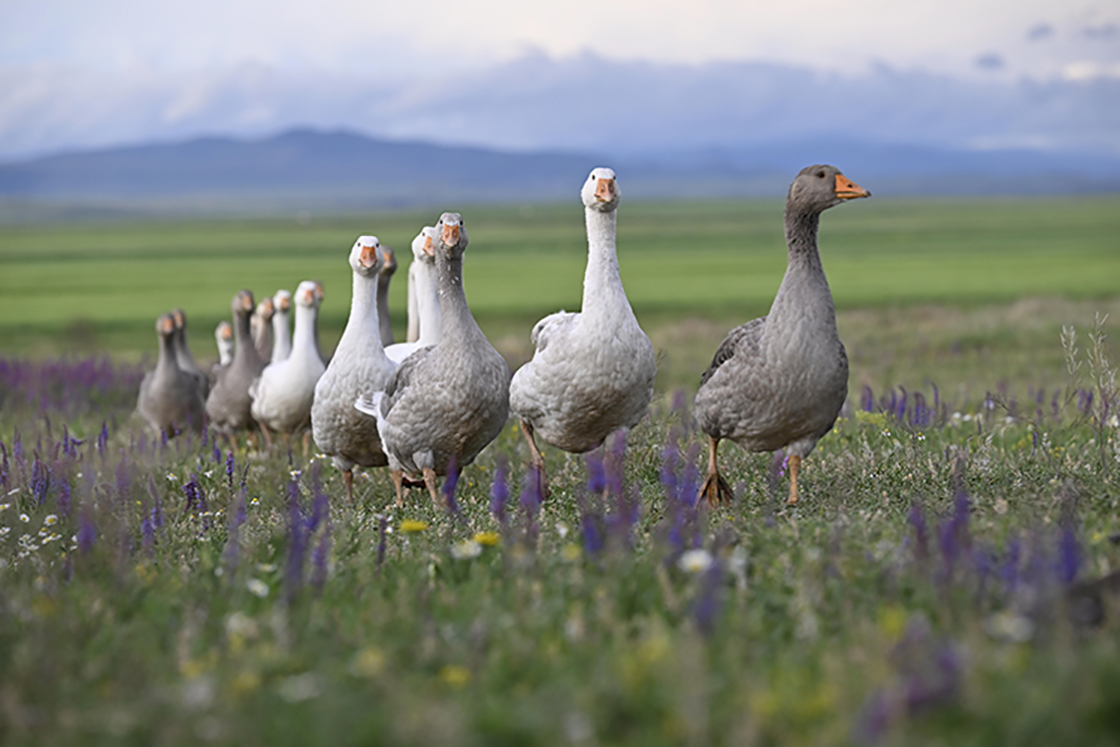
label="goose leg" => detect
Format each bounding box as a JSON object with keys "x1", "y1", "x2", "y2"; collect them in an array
[
  {"x1": 422, "y1": 468, "x2": 440, "y2": 508},
  {"x1": 699, "y1": 435, "x2": 733, "y2": 507},
  {"x1": 786, "y1": 455, "x2": 802, "y2": 505},
  {"x1": 391, "y1": 470, "x2": 405, "y2": 507},
  {"x1": 343, "y1": 468, "x2": 355, "y2": 505},
  {"x1": 520, "y1": 419, "x2": 551, "y2": 500}
]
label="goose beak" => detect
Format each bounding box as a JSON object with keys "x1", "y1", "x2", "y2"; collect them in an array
[
  {"x1": 220, "y1": 326, "x2": 232, "y2": 341},
  {"x1": 302, "y1": 287, "x2": 316, "y2": 305},
  {"x1": 160, "y1": 317, "x2": 175, "y2": 334},
  {"x1": 314, "y1": 282, "x2": 324, "y2": 302},
  {"x1": 359, "y1": 244, "x2": 379, "y2": 269},
  {"x1": 241, "y1": 294, "x2": 254, "y2": 312},
  {"x1": 278, "y1": 296, "x2": 291, "y2": 312},
  {"x1": 441, "y1": 223, "x2": 460, "y2": 246},
  {"x1": 594, "y1": 177, "x2": 616, "y2": 202},
  {"x1": 423, "y1": 235, "x2": 435, "y2": 257},
  {"x1": 835, "y1": 174, "x2": 870, "y2": 199}
]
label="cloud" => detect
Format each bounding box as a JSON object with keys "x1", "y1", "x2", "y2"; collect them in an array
[
  {"x1": 1082, "y1": 23, "x2": 1118, "y2": 40},
  {"x1": 975, "y1": 54, "x2": 1006, "y2": 71},
  {"x1": 1027, "y1": 23, "x2": 1054, "y2": 41}
]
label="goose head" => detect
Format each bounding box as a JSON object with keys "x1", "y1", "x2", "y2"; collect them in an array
[
  {"x1": 254, "y1": 297, "x2": 275, "y2": 324},
  {"x1": 156, "y1": 312, "x2": 176, "y2": 339},
  {"x1": 380, "y1": 245, "x2": 398, "y2": 277},
  {"x1": 171, "y1": 308, "x2": 188, "y2": 332},
  {"x1": 581, "y1": 167, "x2": 620, "y2": 213},
  {"x1": 789, "y1": 164, "x2": 871, "y2": 213},
  {"x1": 273, "y1": 290, "x2": 292, "y2": 314},
  {"x1": 215, "y1": 321, "x2": 233, "y2": 346},
  {"x1": 349, "y1": 235, "x2": 384, "y2": 278},
  {"x1": 233, "y1": 290, "x2": 256, "y2": 319},
  {"x1": 435, "y1": 213, "x2": 469, "y2": 258},
  {"x1": 296, "y1": 279, "x2": 322, "y2": 309},
  {"x1": 411, "y1": 226, "x2": 438, "y2": 264}
]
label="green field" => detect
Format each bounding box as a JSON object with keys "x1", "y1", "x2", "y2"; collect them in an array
[
  {"x1": 2, "y1": 195, "x2": 1118, "y2": 393},
  {"x1": 2, "y1": 197, "x2": 1120, "y2": 744}
]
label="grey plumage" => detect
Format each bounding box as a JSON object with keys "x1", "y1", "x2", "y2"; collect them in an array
[
  {"x1": 137, "y1": 313, "x2": 206, "y2": 435},
  {"x1": 206, "y1": 290, "x2": 266, "y2": 431}
]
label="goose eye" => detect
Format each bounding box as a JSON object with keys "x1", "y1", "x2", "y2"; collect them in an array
[{"x1": 816, "y1": 171, "x2": 826, "y2": 179}]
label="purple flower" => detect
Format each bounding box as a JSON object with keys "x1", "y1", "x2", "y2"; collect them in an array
[
  {"x1": 284, "y1": 476, "x2": 308, "y2": 603},
  {"x1": 77, "y1": 506, "x2": 97, "y2": 554},
  {"x1": 30, "y1": 457, "x2": 49, "y2": 506},
  {"x1": 693, "y1": 562, "x2": 724, "y2": 636},
  {"x1": 1056, "y1": 526, "x2": 1080, "y2": 585},
  {"x1": 97, "y1": 422, "x2": 109, "y2": 455},
  {"x1": 581, "y1": 513, "x2": 605, "y2": 556},
  {"x1": 585, "y1": 452, "x2": 606, "y2": 495},
  {"x1": 851, "y1": 689, "x2": 890, "y2": 745},
  {"x1": 861, "y1": 385, "x2": 875, "y2": 413},
  {"x1": 376, "y1": 514, "x2": 388, "y2": 572},
  {"x1": 311, "y1": 530, "x2": 331, "y2": 596},
  {"x1": 908, "y1": 504, "x2": 929, "y2": 561},
  {"x1": 490, "y1": 458, "x2": 509, "y2": 525},
  {"x1": 225, "y1": 451, "x2": 235, "y2": 489},
  {"x1": 442, "y1": 457, "x2": 460, "y2": 516},
  {"x1": 57, "y1": 473, "x2": 72, "y2": 517}
]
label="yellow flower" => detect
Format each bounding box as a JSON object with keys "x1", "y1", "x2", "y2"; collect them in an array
[
  {"x1": 473, "y1": 531, "x2": 500, "y2": 546},
  {"x1": 400, "y1": 520, "x2": 429, "y2": 533},
  {"x1": 439, "y1": 665, "x2": 470, "y2": 687}
]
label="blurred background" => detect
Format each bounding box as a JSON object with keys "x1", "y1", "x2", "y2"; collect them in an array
[{"x1": 0, "y1": 0, "x2": 1117, "y2": 394}]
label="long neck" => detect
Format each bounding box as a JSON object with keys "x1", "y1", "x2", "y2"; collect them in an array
[
  {"x1": 768, "y1": 204, "x2": 834, "y2": 326},
  {"x1": 157, "y1": 334, "x2": 177, "y2": 372},
  {"x1": 377, "y1": 273, "x2": 394, "y2": 343},
  {"x1": 435, "y1": 251, "x2": 483, "y2": 345},
  {"x1": 291, "y1": 304, "x2": 317, "y2": 355},
  {"x1": 175, "y1": 331, "x2": 197, "y2": 368},
  {"x1": 337, "y1": 271, "x2": 390, "y2": 363},
  {"x1": 233, "y1": 310, "x2": 255, "y2": 362},
  {"x1": 581, "y1": 207, "x2": 628, "y2": 320},
  {"x1": 271, "y1": 310, "x2": 291, "y2": 359},
  {"x1": 415, "y1": 261, "x2": 442, "y2": 346}
]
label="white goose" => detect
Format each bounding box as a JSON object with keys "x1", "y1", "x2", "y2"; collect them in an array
[
  {"x1": 214, "y1": 321, "x2": 234, "y2": 368},
  {"x1": 509, "y1": 167, "x2": 656, "y2": 495},
  {"x1": 251, "y1": 297, "x2": 275, "y2": 364},
  {"x1": 311, "y1": 237, "x2": 397, "y2": 502},
  {"x1": 384, "y1": 227, "x2": 440, "y2": 365},
  {"x1": 357, "y1": 213, "x2": 510, "y2": 507},
  {"x1": 249, "y1": 280, "x2": 326, "y2": 434},
  {"x1": 270, "y1": 290, "x2": 292, "y2": 363}
]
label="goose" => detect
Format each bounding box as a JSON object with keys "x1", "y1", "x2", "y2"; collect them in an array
[
  {"x1": 250, "y1": 281, "x2": 327, "y2": 435},
  {"x1": 310, "y1": 280, "x2": 329, "y2": 365},
  {"x1": 137, "y1": 313, "x2": 206, "y2": 435},
  {"x1": 251, "y1": 297, "x2": 275, "y2": 364},
  {"x1": 271, "y1": 290, "x2": 293, "y2": 363},
  {"x1": 206, "y1": 290, "x2": 266, "y2": 431},
  {"x1": 214, "y1": 321, "x2": 234, "y2": 367},
  {"x1": 405, "y1": 259, "x2": 420, "y2": 343},
  {"x1": 509, "y1": 167, "x2": 656, "y2": 496},
  {"x1": 170, "y1": 307, "x2": 210, "y2": 400},
  {"x1": 694, "y1": 165, "x2": 870, "y2": 506},
  {"x1": 311, "y1": 236, "x2": 396, "y2": 502},
  {"x1": 356, "y1": 213, "x2": 510, "y2": 507},
  {"x1": 377, "y1": 245, "x2": 397, "y2": 347},
  {"x1": 383, "y1": 227, "x2": 440, "y2": 365}
]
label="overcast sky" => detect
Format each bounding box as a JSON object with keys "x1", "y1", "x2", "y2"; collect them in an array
[
  {"x1": 2, "y1": 0, "x2": 1117, "y2": 79},
  {"x1": 0, "y1": 0, "x2": 1117, "y2": 159}
]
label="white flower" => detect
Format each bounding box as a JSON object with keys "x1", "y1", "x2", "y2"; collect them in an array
[
  {"x1": 0, "y1": 502, "x2": 10, "y2": 509},
  {"x1": 678, "y1": 549, "x2": 714, "y2": 574},
  {"x1": 450, "y1": 540, "x2": 482, "y2": 560},
  {"x1": 44, "y1": 514, "x2": 58, "y2": 526},
  {"x1": 19, "y1": 514, "x2": 30, "y2": 523},
  {"x1": 246, "y1": 578, "x2": 269, "y2": 598},
  {"x1": 556, "y1": 523, "x2": 569, "y2": 539},
  {"x1": 0, "y1": 527, "x2": 10, "y2": 537},
  {"x1": 277, "y1": 673, "x2": 321, "y2": 703}
]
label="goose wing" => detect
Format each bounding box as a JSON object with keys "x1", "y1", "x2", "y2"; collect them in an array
[{"x1": 700, "y1": 316, "x2": 766, "y2": 386}]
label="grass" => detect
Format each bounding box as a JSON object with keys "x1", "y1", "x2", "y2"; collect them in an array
[{"x1": 1, "y1": 196, "x2": 1119, "y2": 744}]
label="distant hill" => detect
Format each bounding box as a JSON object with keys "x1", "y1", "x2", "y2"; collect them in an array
[{"x1": 0, "y1": 128, "x2": 1117, "y2": 219}]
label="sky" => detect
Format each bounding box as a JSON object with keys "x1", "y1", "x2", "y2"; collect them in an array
[{"x1": 0, "y1": 0, "x2": 1117, "y2": 158}]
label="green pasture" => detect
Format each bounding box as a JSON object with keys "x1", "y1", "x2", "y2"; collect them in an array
[{"x1": 1, "y1": 196, "x2": 1115, "y2": 332}]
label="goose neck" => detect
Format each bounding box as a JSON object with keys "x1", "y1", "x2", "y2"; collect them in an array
[
  {"x1": 291, "y1": 304, "x2": 318, "y2": 353},
  {"x1": 337, "y1": 271, "x2": 386, "y2": 356},
  {"x1": 582, "y1": 207, "x2": 625, "y2": 316},
  {"x1": 436, "y1": 251, "x2": 481, "y2": 342},
  {"x1": 414, "y1": 261, "x2": 442, "y2": 346},
  {"x1": 783, "y1": 205, "x2": 823, "y2": 272}
]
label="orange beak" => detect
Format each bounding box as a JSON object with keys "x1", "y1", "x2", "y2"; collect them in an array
[
  {"x1": 314, "y1": 282, "x2": 324, "y2": 302},
  {"x1": 220, "y1": 326, "x2": 232, "y2": 340},
  {"x1": 359, "y1": 244, "x2": 379, "y2": 269},
  {"x1": 423, "y1": 235, "x2": 435, "y2": 257},
  {"x1": 278, "y1": 296, "x2": 291, "y2": 312},
  {"x1": 594, "y1": 177, "x2": 615, "y2": 202},
  {"x1": 441, "y1": 223, "x2": 460, "y2": 246},
  {"x1": 835, "y1": 174, "x2": 871, "y2": 199},
  {"x1": 241, "y1": 294, "x2": 254, "y2": 312},
  {"x1": 161, "y1": 317, "x2": 175, "y2": 334}
]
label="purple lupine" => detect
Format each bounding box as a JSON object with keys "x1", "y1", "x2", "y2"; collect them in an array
[
  {"x1": 97, "y1": 422, "x2": 109, "y2": 455},
  {"x1": 211, "y1": 439, "x2": 222, "y2": 463},
  {"x1": 114, "y1": 455, "x2": 130, "y2": 504},
  {"x1": 225, "y1": 450, "x2": 235, "y2": 490},
  {"x1": 311, "y1": 529, "x2": 331, "y2": 596},
  {"x1": 586, "y1": 452, "x2": 606, "y2": 495},
  {"x1": 1078, "y1": 389, "x2": 1094, "y2": 417},
  {"x1": 861, "y1": 385, "x2": 875, "y2": 413},
  {"x1": 520, "y1": 467, "x2": 542, "y2": 542},
  {"x1": 77, "y1": 506, "x2": 97, "y2": 554},
  {"x1": 141, "y1": 511, "x2": 156, "y2": 556},
  {"x1": 442, "y1": 457, "x2": 460, "y2": 517},
  {"x1": 30, "y1": 457, "x2": 49, "y2": 505},
  {"x1": 581, "y1": 513, "x2": 605, "y2": 557},
  {"x1": 851, "y1": 689, "x2": 890, "y2": 745},
  {"x1": 1056, "y1": 525, "x2": 1080, "y2": 585},
  {"x1": 490, "y1": 457, "x2": 509, "y2": 525},
  {"x1": 605, "y1": 431, "x2": 628, "y2": 499},
  {"x1": 284, "y1": 475, "x2": 308, "y2": 603},
  {"x1": 693, "y1": 562, "x2": 725, "y2": 637},
  {"x1": 0, "y1": 441, "x2": 8, "y2": 491},
  {"x1": 57, "y1": 472, "x2": 72, "y2": 517}
]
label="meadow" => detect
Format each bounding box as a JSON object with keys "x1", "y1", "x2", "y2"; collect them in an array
[{"x1": 1, "y1": 195, "x2": 1119, "y2": 745}]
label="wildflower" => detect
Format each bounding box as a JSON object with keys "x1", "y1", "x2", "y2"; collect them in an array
[
  {"x1": 19, "y1": 513, "x2": 30, "y2": 523},
  {"x1": 490, "y1": 457, "x2": 509, "y2": 524},
  {"x1": 439, "y1": 665, "x2": 470, "y2": 687},
  {"x1": 450, "y1": 539, "x2": 482, "y2": 560},
  {"x1": 278, "y1": 673, "x2": 321, "y2": 703},
  {"x1": 0, "y1": 527, "x2": 9, "y2": 537},
  {"x1": 166, "y1": 473, "x2": 178, "y2": 481},
  {"x1": 349, "y1": 648, "x2": 386, "y2": 678},
  {"x1": 561, "y1": 544, "x2": 581, "y2": 562},
  {"x1": 246, "y1": 578, "x2": 269, "y2": 598},
  {"x1": 983, "y1": 611, "x2": 1035, "y2": 643},
  {"x1": 44, "y1": 514, "x2": 57, "y2": 526},
  {"x1": 473, "y1": 531, "x2": 500, "y2": 546},
  {"x1": 678, "y1": 548, "x2": 714, "y2": 574},
  {"x1": 400, "y1": 520, "x2": 429, "y2": 533},
  {"x1": 0, "y1": 503, "x2": 9, "y2": 510}
]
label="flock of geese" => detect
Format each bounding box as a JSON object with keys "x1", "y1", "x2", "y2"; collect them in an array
[{"x1": 137, "y1": 164, "x2": 870, "y2": 506}]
